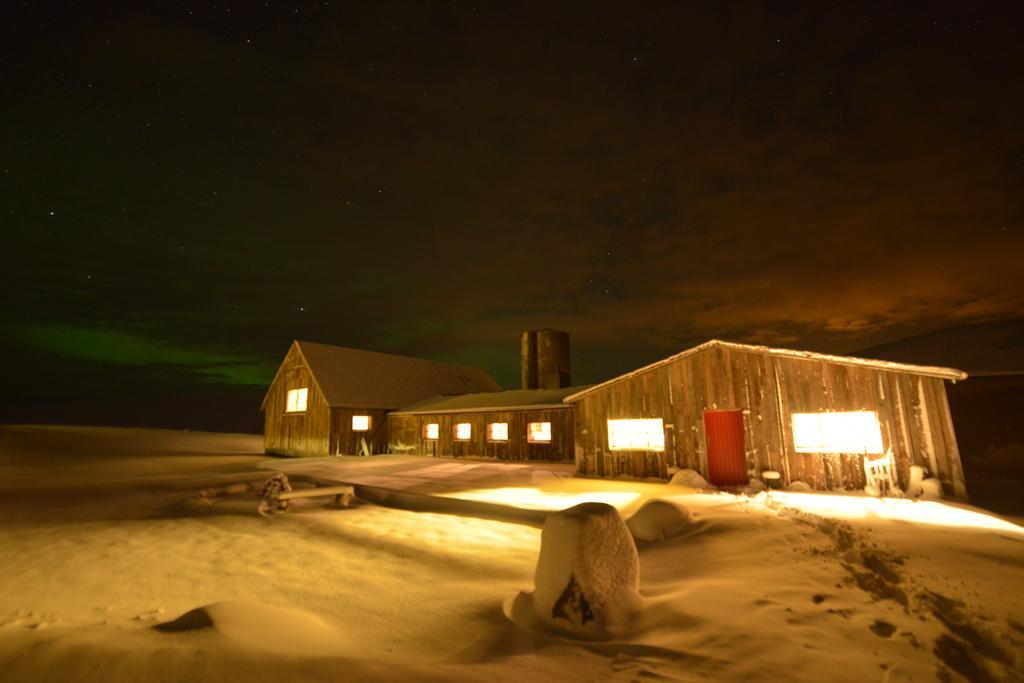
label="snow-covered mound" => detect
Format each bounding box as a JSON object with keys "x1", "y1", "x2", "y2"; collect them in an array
[
  {"x1": 668, "y1": 468, "x2": 715, "y2": 490},
  {"x1": 625, "y1": 499, "x2": 696, "y2": 541},
  {"x1": 507, "y1": 502, "x2": 642, "y2": 639},
  {"x1": 154, "y1": 601, "x2": 347, "y2": 657}
]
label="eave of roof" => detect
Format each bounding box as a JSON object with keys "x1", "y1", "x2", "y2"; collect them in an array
[
  {"x1": 562, "y1": 339, "x2": 968, "y2": 403},
  {"x1": 392, "y1": 385, "x2": 589, "y2": 415},
  {"x1": 392, "y1": 402, "x2": 572, "y2": 416}
]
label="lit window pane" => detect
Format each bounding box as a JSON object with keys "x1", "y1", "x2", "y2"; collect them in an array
[
  {"x1": 792, "y1": 411, "x2": 884, "y2": 454},
  {"x1": 352, "y1": 415, "x2": 370, "y2": 431},
  {"x1": 607, "y1": 419, "x2": 665, "y2": 451},
  {"x1": 424, "y1": 423, "x2": 439, "y2": 440},
  {"x1": 455, "y1": 423, "x2": 472, "y2": 440},
  {"x1": 527, "y1": 422, "x2": 551, "y2": 443},
  {"x1": 286, "y1": 388, "x2": 308, "y2": 413},
  {"x1": 488, "y1": 422, "x2": 509, "y2": 441}
]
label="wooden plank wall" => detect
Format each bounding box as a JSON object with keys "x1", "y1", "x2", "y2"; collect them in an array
[
  {"x1": 573, "y1": 346, "x2": 967, "y2": 497},
  {"x1": 330, "y1": 408, "x2": 390, "y2": 455},
  {"x1": 263, "y1": 345, "x2": 332, "y2": 457},
  {"x1": 387, "y1": 408, "x2": 574, "y2": 461}
]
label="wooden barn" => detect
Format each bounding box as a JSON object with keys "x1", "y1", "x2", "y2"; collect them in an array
[
  {"x1": 565, "y1": 340, "x2": 969, "y2": 498},
  {"x1": 387, "y1": 386, "x2": 582, "y2": 462},
  {"x1": 261, "y1": 340, "x2": 500, "y2": 457},
  {"x1": 387, "y1": 329, "x2": 582, "y2": 461}
]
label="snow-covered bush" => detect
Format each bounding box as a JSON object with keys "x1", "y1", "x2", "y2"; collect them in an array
[
  {"x1": 625, "y1": 500, "x2": 695, "y2": 542},
  {"x1": 905, "y1": 465, "x2": 925, "y2": 498}
]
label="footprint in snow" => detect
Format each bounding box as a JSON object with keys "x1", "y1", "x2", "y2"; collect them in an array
[{"x1": 870, "y1": 619, "x2": 897, "y2": 638}]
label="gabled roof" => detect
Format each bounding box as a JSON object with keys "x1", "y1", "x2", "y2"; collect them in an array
[
  {"x1": 261, "y1": 340, "x2": 501, "y2": 410},
  {"x1": 391, "y1": 385, "x2": 590, "y2": 415},
  {"x1": 563, "y1": 339, "x2": 968, "y2": 403}
]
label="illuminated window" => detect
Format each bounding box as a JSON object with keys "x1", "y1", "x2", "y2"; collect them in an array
[
  {"x1": 352, "y1": 415, "x2": 370, "y2": 431},
  {"x1": 285, "y1": 388, "x2": 308, "y2": 413},
  {"x1": 607, "y1": 419, "x2": 665, "y2": 451},
  {"x1": 454, "y1": 423, "x2": 472, "y2": 441},
  {"x1": 792, "y1": 411, "x2": 884, "y2": 455},
  {"x1": 424, "y1": 423, "x2": 439, "y2": 440},
  {"x1": 488, "y1": 422, "x2": 509, "y2": 442},
  {"x1": 527, "y1": 421, "x2": 552, "y2": 443}
]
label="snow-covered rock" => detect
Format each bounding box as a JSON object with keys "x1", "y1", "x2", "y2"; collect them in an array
[
  {"x1": 668, "y1": 468, "x2": 715, "y2": 490},
  {"x1": 625, "y1": 500, "x2": 695, "y2": 542},
  {"x1": 742, "y1": 478, "x2": 769, "y2": 495},
  {"x1": 513, "y1": 502, "x2": 642, "y2": 639},
  {"x1": 787, "y1": 480, "x2": 812, "y2": 491},
  {"x1": 919, "y1": 477, "x2": 943, "y2": 499}
]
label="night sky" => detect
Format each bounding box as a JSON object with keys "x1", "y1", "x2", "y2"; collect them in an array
[{"x1": 3, "y1": 2, "x2": 1023, "y2": 432}]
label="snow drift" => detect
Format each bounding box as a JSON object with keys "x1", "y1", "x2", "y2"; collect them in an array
[
  {"x1": 625, "y1": 499, "x2": 696, "y2": 542},
  {"x1": 154, "y1": 601, "x2": 347, "y2": 657}
]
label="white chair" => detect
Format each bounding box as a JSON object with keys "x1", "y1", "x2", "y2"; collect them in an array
[{"x1": 863, "y1": 449, "x2": 901, "y2": 497}]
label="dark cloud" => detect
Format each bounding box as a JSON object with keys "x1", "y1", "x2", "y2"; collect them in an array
[{"x1": 2, "y1": 2, "x2": 1022, "y2": 427}]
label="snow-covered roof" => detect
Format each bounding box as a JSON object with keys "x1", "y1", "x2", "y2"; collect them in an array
[
  {"x1": 262, "y1": 340, "x2": 501, "y2": 410},
  {"x1": 562, "y1": 339, "x2": 968, "y2": 403},
  {"x1": 392, "y1": 385, "x2": 588, "y2": 415}
]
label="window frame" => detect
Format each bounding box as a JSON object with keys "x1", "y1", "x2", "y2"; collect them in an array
[
  {"x1": 526, "y1": 421, "x2": 552, "y2": 444},
  {"x1": 791, "y1": 411, "x2": 884, "y2": 455},
  {"x1": 607, "y1": 418, "x2": 666, "y2": 452},
  {"x1": 487, "y1": 422, "x2": 509, "y2": 442},
  {"x1": 285, "y1": 387, "x2": 308, "y2": 414}
]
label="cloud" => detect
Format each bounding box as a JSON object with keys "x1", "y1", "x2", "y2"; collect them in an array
[{"x1": 4, "y1": 3, "x2": 1022, "y2": 391}]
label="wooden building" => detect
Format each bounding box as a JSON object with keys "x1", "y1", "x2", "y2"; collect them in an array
[
  {"x1": 565, "y1": 340, "x2": 969, "y2": 498},
  {"x1": 261, "y1": 340, "x2": 500, "y2": 457},
  {"x1": 387, "y1": 386, "x2": 582, "y2": 462}
]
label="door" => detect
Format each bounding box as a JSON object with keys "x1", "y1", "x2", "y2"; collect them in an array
[{"x1": 703, "y1": 410, "x2": 748, "y2": 486}]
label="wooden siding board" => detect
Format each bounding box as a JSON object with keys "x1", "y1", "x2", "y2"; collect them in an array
[{"x1": 934, "y1": 380, "x2": 968, "y2": 498}]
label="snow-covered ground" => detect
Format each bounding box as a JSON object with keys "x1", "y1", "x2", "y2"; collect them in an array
[{"x1": 0, "y1": 425, "x2": 1021, "y2": 682}]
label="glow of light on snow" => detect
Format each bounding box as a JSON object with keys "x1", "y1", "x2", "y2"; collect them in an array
[
  {"x1": 442, "y1": 487, "x2": 640, "y2": 511},
  {"x1": 763, "y1": 491, "x2": 1024, "y2": 534},
  {"x1": 607, "y1": 418, "x2": 666, "y2": 451},
  {"x1": 792, "y1": 411, "x2": 884, "y2": 455}
]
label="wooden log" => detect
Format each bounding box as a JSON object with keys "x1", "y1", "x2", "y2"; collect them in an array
[{"x1": 273, "y1": 485, "x2": 356, "y2": 501}]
